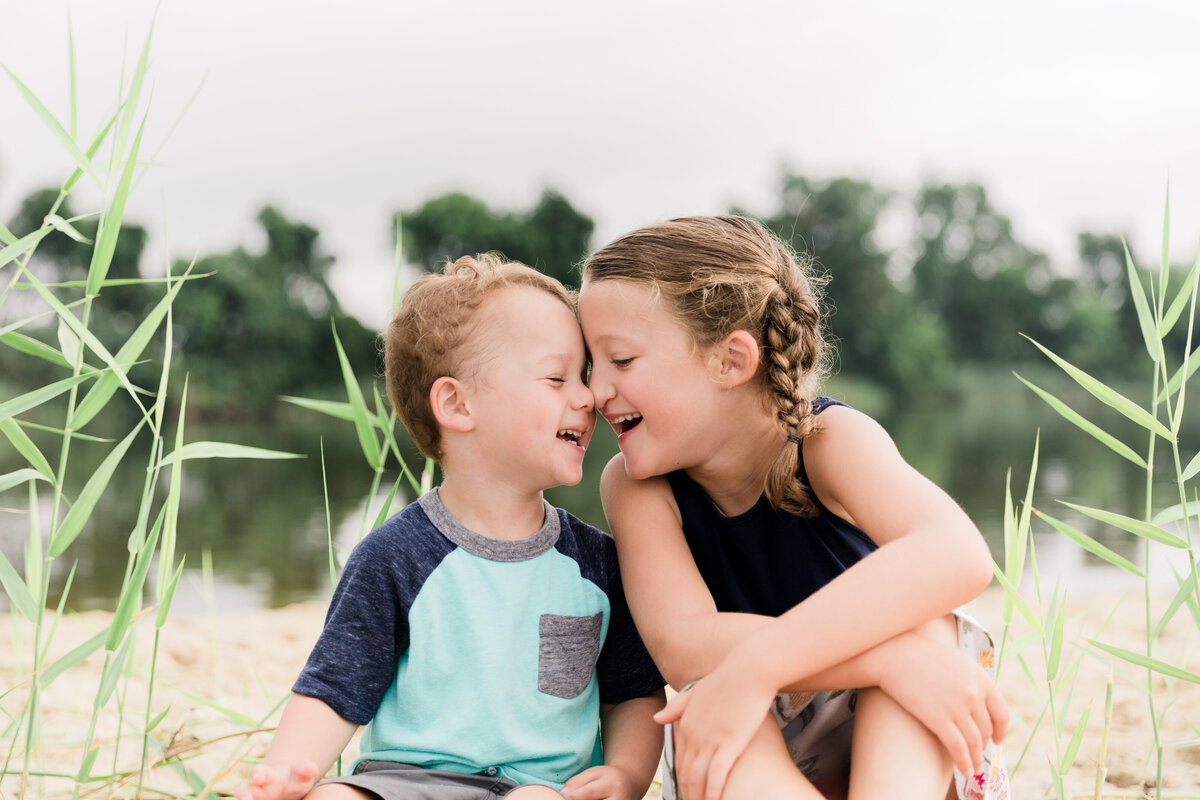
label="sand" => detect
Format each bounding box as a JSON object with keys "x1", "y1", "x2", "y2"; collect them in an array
[{"x1": 3, "y1": 586, "x2": 1200, "y2": 799}]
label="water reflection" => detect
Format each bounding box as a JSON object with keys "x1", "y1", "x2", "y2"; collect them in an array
[{"x1": 1, "y1": 374, "x2": 1197, "y2": 612}]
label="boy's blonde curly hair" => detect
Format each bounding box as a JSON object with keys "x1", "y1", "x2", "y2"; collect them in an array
[
  {"x1": 384, "y1": 253, "x2": 575, "y2": 461},
  {"x1": 583, "y1": 215, "x2": 831, "y2": 517}
]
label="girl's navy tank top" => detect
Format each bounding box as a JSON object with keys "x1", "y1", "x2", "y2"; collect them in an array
[{"x1": 667, "y1": 397, "x2": 878, "y2": 617}]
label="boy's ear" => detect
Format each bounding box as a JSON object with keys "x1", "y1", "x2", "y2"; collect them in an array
[
  {"x1": 708, "y1": 330, "x2": 760, "y2": 388},
  {"x1": 430, "y1": 376, "x2": 474, "y2": 432}
]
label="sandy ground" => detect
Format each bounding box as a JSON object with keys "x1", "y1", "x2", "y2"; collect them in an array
[{"x1": 3, "y1": 586, "x2": 1200, "y2": 799}]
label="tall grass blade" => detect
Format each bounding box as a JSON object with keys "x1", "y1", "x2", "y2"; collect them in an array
[
  {"x1": 57, "y1": 316, "x2": 82, "y2": 366},
  {"x1": 1058, "y1": 500, "x2": 1187, "y2": 548},
  {"x1": 40, "y1": 629, "x2": 107, "y2": 687},
  {"x1": 97, "y1": 634, "x2": 134, "y2": 705},
  {"x1": 158, "y1": 379, "x2": 187, "y2": 597},
  {"x1": 1123, "y1": 240, "x2": 1160, "y2": 362},
  {"x1": 992, "y1": 563, "x2": 1044, "y2": 634},
  {"x1": 1046, "y1": 583, "x2": 1065, "y2": 681},
  {"x1": 75, "y1": 744, "x2": 100, "y2": 784},
  {"x1": 155, "y1": 557, "x2": 185, "y2": 629},
  {"x1": 0, "y1": 373, "x2": 97, "y2": 425},
  {"x1": 1, "y1": 330, "x2": 75, "y2": 369},
  {"x1": 112, "y1": 12, "x2": 156, "y2": 172},
  {"x1": 372, "y1": 474, "x2": 405, "y2": 529},
  {"x1": 320, "y1": 439, "x2": 337, "y2": 588},
  {"x1": 1022, "y1": 335, "x2": 1172, "y2": 441},
  {"x1": 1160, "y1": 245, "x2": 1200, "y2": 338},
  {"x1": 1032, "y1": 508, "x2": 1143, "y2": 577},
  {"x1": 332, "y1": 320, "x2": 382, "y2": 470},
  {"x1": 0, "y1": 63, "x2": 102, "y2": 188},
  {"x1": 1002, "y1": 469, "x2": 1017, "y2": 624},
  {"x1": 107, "y1": 507, "x2": 164, "y2": 651},
  {"x1": 1152, "y1": 501, "x2": 1200, "y2": 527},
  {"x1": 86, "y1": 114, "x2": 146, "y2": 297},
  {"x1": 50, "y1": 418, "x2": 147, "y2": 558},
  {"x1": 1161, "y1": 185, "x2": 1171, "y2": 276},
  {"x1": 0, "y1": 469, "x2": 50, "y2": 493},
  {"x1": 279, "y1": 395, "x2": 355, "y2": 422},
  {"x1": 67, "y1": 11, "x2": 77, "y2": 140},
  {"x1": 1059, "y1": 704, "x2": 1091, "y2": 776},
  {"x1": 1154, "y1": 568, "x2": 1197, "y2": 638},
  {"x1": 156, "y1": 442, "x2": 303, "y2": 467},
  {"x1": 0, "y1": 419, "x2": 54, "y2": 479},
  {"x1": 1015, "y1": 374, "x2": 1146, "y2": 468},
  {"x1": 1089, "y1": 640, "x2": 1200, "y2": 684},
  {"x1": 0, "y1": 549, "x2": 37, "y2": 622},
  {"x1": 0, "y1": 225, "x2": 54, "y2": 271},
  {"x1": 62, "y1": 106, "x2": 121, "y2": 195},
  {"x1": 1184, "y1": 451, "x2": 1200, "y2": 483}
]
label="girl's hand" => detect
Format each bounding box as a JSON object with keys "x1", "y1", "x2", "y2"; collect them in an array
[
  {"x1": 561, "y1": 765, "x2": 636, "y2": 800},
  {"x1": 878, "y1": 639, "x2": 1008, "y2": 778},
  {"x1": 234, "y1": 761, "x2": 320, "y2": 800},
  {"x1": 654, "y1": 668, "x2": 776, "y2": 800}
]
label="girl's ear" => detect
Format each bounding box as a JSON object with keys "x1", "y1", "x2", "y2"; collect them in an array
[
  {"x1": 709, "y1": 330, "x2": 760, "y2": 388},
  {"x1": 430, "y1": 376, "x2": 474, "y2": 432}
]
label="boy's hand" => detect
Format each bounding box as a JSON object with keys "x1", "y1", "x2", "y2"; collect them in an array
[
  {"x1": 878, "y1": 638, "x2": 1008, "y2": 779},
  {"x1": 234, "y1": 761, "x2": 321, "y2": 800},
  {"x1": 562, "y1": 765, "x2": 637, "y2": 800}
]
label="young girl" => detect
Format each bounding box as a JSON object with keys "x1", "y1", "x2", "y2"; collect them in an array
[{"x1": 577, "y1": 215, "x2": 1009, "y2": 800}]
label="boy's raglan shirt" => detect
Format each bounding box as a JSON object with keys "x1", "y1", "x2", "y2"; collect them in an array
[{"x1": 292, "y1": 490, "x2": 663, "y2": 789}]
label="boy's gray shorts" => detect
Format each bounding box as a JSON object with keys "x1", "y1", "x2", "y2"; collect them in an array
[{"x1": 323, "y1": 761, "x2": 525, "y2": 800}]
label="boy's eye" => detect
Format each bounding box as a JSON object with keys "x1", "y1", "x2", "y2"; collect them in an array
[
  {"x1": 547, "y1": 376, "x2": 566, "y2": 383},
  {"x1": 611, "y1": 357, "x2": 634, "y2": 368}
]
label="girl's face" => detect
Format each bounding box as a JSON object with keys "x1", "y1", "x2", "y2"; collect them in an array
[{"x1": 579, "y1": 279, "x2": 723, "y2": 480}]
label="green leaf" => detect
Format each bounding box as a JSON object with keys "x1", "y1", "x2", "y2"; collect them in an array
[
  {"x1": 107, "y1": 506, "x2": 164, "y2": 652},
  {"x1": 1090, "y1": 639, "x2": 1200, "y2": 684},
  {"x1": 0, "y1": 62, "x2": 102, "y2": 188},
  {"x1": 156, "y1": 556, "x2": 185, "y2": 629},
  {"x1": 72, "y1": 263, "x2": 191, "y2": 429},
  {"x1": 145, "y1": 706, "x2": 171, "y2": 734},
  {"x1": 0, "y1": 372, "x2": 97, "y2": 426},
  {"x1": 62, "y1": 105, "x2": 120, "y2": 195},
  {"x1": 158, "y1": 379, "x2": 187, "y2": 598},
  {"x1": 332, "y1": 320, "x2": 382, "y2": 469},
  {"x1": 372, "y1": 473, "x2": 405, "y2": 529},
  {"x1": 97, "y1": 635, "x2": 134, "y2": 705},
  {"x1": 1015, "y1": 374, "x2": 1146, "y2": 468},
  {"x1": 1059, "y1": 500, "x2": 1187, "y2": 548},
  {"x1": 1154, "y1": 568, "x2": 1198, "y2": 639},
  {"x1": 1184, "y1": 451, "x2": 1200, "y2": 482},
  {"x1": 50, "y1": 418, "x2": 147, "y2": 558},
  {"x1": 1123, "y1": 239, "x2": 1161, "y2": 362},
  {"x1": 1023, "y1": 334, "x2": 1173, "y2": 441},
  {"x1": 57, "y1": 315, "x2": 81, "y2": 366},
  {"x1": 86, "y1": 113, "x2": 147, "y2": 297},
  {"x1": 0, "y1": 331, "x2": 74, "y2": 369},
  {"x1": 76, "y1": 743, "x2": 100, "y2": 783},
  {"x1": 1034, "y1": 508, "x2": 1143, "y2": 577},
  {"x1": 279, "y1": 395, "x2": 357, "y2": 422},
  {"x1": 1153, "y1": 502, "x2": 1199, "y2": 527},
  {"x1": 44, "y1": 213, "x2": 91, "y2": 244},
  {"x1": 171, "y1": 685, "x2": 259, "y2": 729},
  {"x1": 1160, "y1": 243, "x2": 1200, "y2": 338},
  {"x1": 1059, "y1": 704, "x2": 1091, "y2": 776},
  {"x1": 0, "y1": 224, "x2": 54, "y2": 271},
  {"x1": 0, "y1": 418, "x2": 54, "y2": 479},
  {"x1": 0, "y1": 469, "x2": 50, "y2": 494},
  {"x1": 991, "y1": 563, "x2": 1044, "y2": 635},
  {"x1": 156, "y1": 441, "x2": 304, "y2": 468},
  {"x1": 1046, "y1": 584, "x2": 1065, "y2": 682},
  {"x1": 40, "y1": 628, "x2": 107, "y2": 687},
  {"x1": 1160, "y1": 345, "x2": 1200, "y2": 404},
  {"x1": 0, "y1": 548, "x2": 37, "y2": 622}
]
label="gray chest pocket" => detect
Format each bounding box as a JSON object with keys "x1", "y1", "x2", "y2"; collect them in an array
[{"x1": 538, "y1": 612, "x2": 603, "y2": 699}]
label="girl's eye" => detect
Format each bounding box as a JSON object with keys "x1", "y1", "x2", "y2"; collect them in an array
[
  {"x1": 547, "y1": 376, "x2": 566, "y2": 383},
  {"x1": 611, "y1": 357, "x2": 634, "y2": 368}
]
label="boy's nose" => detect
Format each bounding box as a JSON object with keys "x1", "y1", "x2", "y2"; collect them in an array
[
  {"x1": 573, "y1": 382, "x2": 595, "y2": 412},
  {"x1": 587, "y1": 366, "x2": 613, "y2": 409}
]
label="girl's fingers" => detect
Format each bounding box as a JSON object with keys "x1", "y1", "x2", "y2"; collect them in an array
[
  {"x1": 987, "y1": 683, "x2": 1010, "y2": 743},
  {"x1": 654, "y1": 691, "x2": 688, "y2": 724},
  {"x1": 704, "y1": 748, "x2": 737, "y2": 800}
]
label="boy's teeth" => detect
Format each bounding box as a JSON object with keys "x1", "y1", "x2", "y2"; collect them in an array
[
  {"x1": 610, "y1": 413, "x2": 642, "y2": 423},
  {"x1": 557, "y1": 429, "x2": 580, "y2": 440}
]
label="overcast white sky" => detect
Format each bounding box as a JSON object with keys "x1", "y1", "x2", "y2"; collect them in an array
[{"x1": 3, "y1": 0, "x2": 1199, "y2": 328}]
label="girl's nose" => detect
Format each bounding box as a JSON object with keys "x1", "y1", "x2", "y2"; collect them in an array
[
  {"x1": 573, "y1": 382, "x2": 595, "y2": 412},
  {"x1": 587, "y1": 364, "x2": 614, "y2": 409}
]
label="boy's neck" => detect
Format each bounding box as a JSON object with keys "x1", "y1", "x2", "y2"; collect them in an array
[{"x1": 435, "y1": 473, "x2": 548, "y2": 541}]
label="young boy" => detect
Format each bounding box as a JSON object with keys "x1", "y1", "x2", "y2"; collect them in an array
[{"x1": 236, "y1": 255, "x2": 666, "y2": 800}]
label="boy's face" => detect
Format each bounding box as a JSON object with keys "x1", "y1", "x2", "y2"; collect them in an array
[{"x1": 464, "y1": 286, "x2": 596, "y2": 491}]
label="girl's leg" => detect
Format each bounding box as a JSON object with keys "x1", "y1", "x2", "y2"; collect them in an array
[
  {"x1": 507, "y1": 786, "x2": 565, "y2": 799},
  {"x1": 847, "y1": 615, "x2": 956, "y2": 800},
  {"x1": 717, "y1": 714, "x2": 824, "y2": 800},
  {"x1": 307, "y1": 783, "x2": 375, "y2": 799}
]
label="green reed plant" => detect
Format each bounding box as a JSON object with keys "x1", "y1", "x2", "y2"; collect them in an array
[
  {"x1": 0, "y1": 21, "x2": 335, "y2": 799},
  {"x1": 996, "y1": 196, "x2": 1200, "y2": 799}
]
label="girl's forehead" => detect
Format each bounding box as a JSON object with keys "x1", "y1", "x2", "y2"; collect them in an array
[{"x1": 579, "y1": 279, "x2": 666, "y2": 317}]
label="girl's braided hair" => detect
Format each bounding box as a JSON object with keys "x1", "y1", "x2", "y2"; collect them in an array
[{"x1": 583, "y1": 215, "x2": 831, "y2": 516}]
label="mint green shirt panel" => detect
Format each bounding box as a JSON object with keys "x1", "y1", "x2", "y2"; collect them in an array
[{"x1": 357, "y1": 544, "x2": 612, "y2": 788}]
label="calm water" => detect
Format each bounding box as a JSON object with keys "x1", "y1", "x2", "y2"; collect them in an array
[{"x1": 1, "y1": 370, "x2": 1197, "y2": 613}]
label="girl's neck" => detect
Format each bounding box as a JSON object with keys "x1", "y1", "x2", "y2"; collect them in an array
[
  {"x1": 435, "y1": 473, "x2": 547, "y2": 541},
  {"x1": 685, "y1": 406, "x2": 786, "y2": 517}
]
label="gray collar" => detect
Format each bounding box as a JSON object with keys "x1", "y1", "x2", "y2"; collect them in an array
[{"x1": 418, "y1": 488, "x2": 560, "y2": 561}]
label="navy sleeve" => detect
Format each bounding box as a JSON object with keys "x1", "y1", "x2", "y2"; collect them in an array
[{"x1": 291, "y1": 527, "x2": 409, "y2": 724}]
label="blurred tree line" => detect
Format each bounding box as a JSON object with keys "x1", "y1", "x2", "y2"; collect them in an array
[{"x1": 3, "y1": 171, "x2": 1171, "y2": 416}]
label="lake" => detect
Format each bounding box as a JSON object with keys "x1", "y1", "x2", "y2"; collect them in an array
[{"x1": 1, "y1": 366, "x2": 1197, "y2": 614}]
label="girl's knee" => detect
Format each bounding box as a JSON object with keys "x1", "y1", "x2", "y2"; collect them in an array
[
  {"x1": 912, "y1": 613, "x2": 957, "y2": 646},
  {"x1": 507, "y1": 785, "x2": 565, "y2": 799}
]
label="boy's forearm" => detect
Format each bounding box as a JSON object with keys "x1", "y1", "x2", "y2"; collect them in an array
[
  {"x1": 599, "y1": 691, "x2": 667, "y2": 797},
  {"x1": 264, "y1": 693, "x2": 359, "y2": 778}
]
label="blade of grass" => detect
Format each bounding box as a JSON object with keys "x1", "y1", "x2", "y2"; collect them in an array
[
  {"x1": 991, "y1": 563, "x2": 1044, "y2": 635},
  {"x1": 1123, "y1": 240, "x2": 1160, "y2": 362},
  {"x1": 39, "y1": 629, "x2": 107, "y2": 687},
  {"x1": 0, "y1": 63, "x2": 102, "y2": 188},
  {"x1": 107, "y1": 507, "x2": 165, "y2": 651},
  {"x1": 1160, "y1": 243, "x2": 1200, "y2": 338},
  {"x1": 0, "y1": 372, "x2": 98, "y2": 425},
  {"x1": 50, "y1": 417, "x2": 147, "y2": 558},
  {"x1": 0, "y1": 469, "x2": 50, "y2": 494},
  {"x1": 1, "y1": 331, "x2": 75, "y2": 369},
  {"x1": 156, "y1": 442, "x2": 303, "y2": 468},
  {"x1": 372, "y1": 473, "x2": 405, "y2": 529},
  {"x1": 1089, "y1": 639, "x2": 1200, "y2": 684},
  {"x1": 278, "y1": 395, "x2": 356, "y2": 422},
  {"x1": 0, "y1": 419, "x2": 54, "y2": 479},
  {"x1": 86, "y1": 114, "x2": 146, "y2": 297},
  {"x1": 1058, "y1": 500, "x2": 1187, "y2": 548},
  {"x1": 1014, "y1": 374, "x2": 1146, "y2": 468},
  {"x1": 1059, "y1": 704, "x2": 1091, "y2": 776},
  {"x1": 1033, "y1": 508, "x2": 1143, "y2": 577},
  {"x1": 1046, "y1": 582, "x2": 1065, "y2": 682},
  {"x1": 0, "y1": 224, "x2": 55, "y2": 272},
  {"x1": 0, "y1": 549, "x2": 37, "y2": 622},
  {"x1": 158, "y1": 378, "x2": 188, "y2": 597},
  {"x1": 1154, "y1": 567, "x2": 1197, "y2": 638},
  {"x1": 332, "y1": 320, "x2": 381, "y2": 470},
  {"x1": 1022, "y1": 334, "x2": 1173, "y2": 441}
]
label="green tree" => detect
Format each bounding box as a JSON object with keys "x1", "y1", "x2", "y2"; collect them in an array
[{"x1": 398, "y1": 189, "x2": 594, "y2": 289}]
